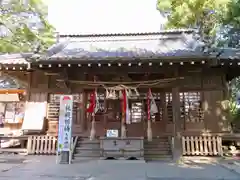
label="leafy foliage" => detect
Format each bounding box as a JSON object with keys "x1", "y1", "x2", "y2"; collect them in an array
[
  {"x1": 222, "y1": 0, "x2": 240, "y2": 48},
  {"x1": 157, "y1": 0, "x2": 240, "y2": 47},
  {"x1": 0, "y1": 0, "x2": 55, "y2": 53},
  {"x1": 229, "y1": 78, "x2": 240, "y2": 123},
  {"x1": 157, "y1": 0, "x2": 228, "y2": 28}
]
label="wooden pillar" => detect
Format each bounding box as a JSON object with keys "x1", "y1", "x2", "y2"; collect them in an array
[
  {"x1": 160, "y1": 92, "x2": 167, "y2": 132},
  {"x1": 222, "y1": 74, "x2": 230, "y2": 100},
  {"x1": 201, "y1": 69, "x2": 208, "y2": 131},
  {"x1": 103, "y1": 98, "x2": 107, "y2": 132},
  {"x1": 79, "y1": 91, "x2": 86, "y2": 132},
  {"x1": 26, "y1": 72, "x2": 32, "y2": 101},
  {"x1": 172, "y1": 70, "x2": 182, "y2": 161},
  {"x1": 76, "y1": 92, "x2": 81, "y2": 125},
  {"x1": 82, "y1": 91, "x2": 87, "y2": 131}
]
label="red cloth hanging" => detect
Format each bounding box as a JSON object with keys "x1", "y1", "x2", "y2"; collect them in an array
[{"x1": 86, "y1": 91, "x2": 96, "y2": 113}]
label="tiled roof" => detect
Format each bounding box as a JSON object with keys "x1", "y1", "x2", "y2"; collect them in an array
[
  {"x1": 59, "y1": 29, "x2": 196, "y2": 38},
  {"x1": 216, "y1": 48, "x2": 240, "y2": 60},
  {"x1": 40, "y1": 30, "x2": 206, "y2": 61},
  {"x1": 0, "y1": 53, "x2": 32, "y2": 65}
]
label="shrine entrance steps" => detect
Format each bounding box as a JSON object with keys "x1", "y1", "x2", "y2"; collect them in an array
[
  {"x1": 72, "y1": 137, "x2": 101, "y2": 162},
  {"x1": 72, "y1": 136, "x2": 173, "y2": 162},
  {"x1": 144, "y1": 136, "x2": 173, "y2": 161}
]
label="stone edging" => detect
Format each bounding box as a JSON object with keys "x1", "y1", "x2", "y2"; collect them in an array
[{"x1": 216, "y1": 161, "x2": 240, "y2": 177}]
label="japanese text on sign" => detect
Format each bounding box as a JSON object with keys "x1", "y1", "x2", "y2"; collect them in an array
[{"x1": 57, "y1": 95, "x2": 73, "y2": 152}]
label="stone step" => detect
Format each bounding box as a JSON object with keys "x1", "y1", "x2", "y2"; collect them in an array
[
  {"x1": 74, "y1": 137, "x2": 101, "y2": 158},
  {"x1": 75, "y1": 147, "x2": 102, "y2": 153},
  {"x1": 74, "y1": 152, "x2": 101, "y2": 158},
  {"x1": 77, "y1": 141, "x2": 100, "y2": 147},
  {"x1": 72, "y1": 157, "x2": 100, "y2": 163},
  {"x1": 144, "y1": 148, "x2": 171, "y2": 152},
  {"x1": 144, "y1": 146, "x2": 171, "y2": 150},
  {"x1": 77, "y1": 140, "x2": 100, "y2": 144},
  {"x1": 144, "y1": 153, "x2": 172, "y2": 157},
  {"x1": 144, "y1": 143, "x2": 170, "y2": 147},
  {"x1": 145, "y1": 155, "x2": 172, "y2": 159},
  {"x1": 144, "y1": 145, "x2": 171, "y2": 149},
  {"x1": 144, "y1": 141, "x2": 170, "y2": 144},
  {"x1": 144, "y1": 156, "x2": 172, "y2": 161},
  {"x1": 144, "y1": 151, "x2": 171, "y2": 156},
  {"x1": 144, "y1": 140, "x2": 169, "y2": 144},
  {"x1": 77, "y1": 143, "x2": 100, "y2": 147},
  {"x1": 76, "y1": 146, "x2": 100, "y2": 150}
]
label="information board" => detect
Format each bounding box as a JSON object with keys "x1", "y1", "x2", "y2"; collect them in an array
[
  {"x1": 106, "y1": 129, "x2": 119, "y2": 137},
  {"x1": 22, "y1": 102, "x2": 47, "y2": 131}
]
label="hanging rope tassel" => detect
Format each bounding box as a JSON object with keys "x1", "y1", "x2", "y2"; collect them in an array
[
  {"x1": 90, "y1": 114, "x2": 96, "y2": 140},
  {"x1": 147, "y1": 120, "x2": 152, "y2": 141},
  {"x1": 121, "y1": 123, "x2": 126, "y2": 138}
]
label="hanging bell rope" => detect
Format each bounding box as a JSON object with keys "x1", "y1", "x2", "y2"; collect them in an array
[
  {"x1": 89, "y1": 76, "x2": 97, "y2": 140},
  {"x1": 147, "y1": 120, "x2": 153, "y2": 141},
  {"x1": 121, "y1": 123, "x2": 126, "y2": 138},
  {"x1": 90, "y1": 114, "x2": 96, "y2": 141}
]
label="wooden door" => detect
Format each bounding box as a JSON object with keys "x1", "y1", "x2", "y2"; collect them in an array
[{"x1": 103, "y1": 99, "x2": 122, "y2": 136}]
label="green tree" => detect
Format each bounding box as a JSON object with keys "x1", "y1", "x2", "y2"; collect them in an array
[
  {"x1": 157, "y1": 0, "x2": 236, "y2": 45},
  {"x1": 0, "y1": 0, "x2": 55, "y2": 53},
  {"x1": 221, "y1": 0, "x2": 240, "y2": 48}
]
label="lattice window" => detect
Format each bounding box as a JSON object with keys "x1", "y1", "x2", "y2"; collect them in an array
[
  {"x1": 129, "y1": 93, "x2": 145, "y2": 123},
  {"x1": 130, "y1": 100, "x2": 143, "y2": 123},
  {"x1": 47, "y1": 94, "x2": 80, "y2": 123},
  {"x1": 180, "y1": 92, "x2": 204, "y2": 123},
  {"x1": 130, "y1": 92, "x2": 164, "y2": 122},
  {"x1": 166, "y1": 92, "x2": 173, "y2": 122}
]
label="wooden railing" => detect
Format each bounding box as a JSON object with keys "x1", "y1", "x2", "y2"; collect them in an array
[
  {"x1": 27, "y1": 135, "x2": 57, "y2": 155},
  {"x1": 182, "y1": 135, "x2": 223, "y2": 156},
  {"x1": 70, "y1": 136, "x2": 78, "y2": 161}
]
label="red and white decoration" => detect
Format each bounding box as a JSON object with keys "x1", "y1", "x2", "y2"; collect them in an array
[
  {"x1": 86, "y1": 90, "x2": 99, "y2": 140},
  {"x1": 147, "y1": 88, "x2": 158, "y2": 120},
  {"x1": 147, "y1": 88, "x2": 158, "y2": 141},
  {"x1": 122, "y1": 89, "x2": 131, "y2": 125},
  {"x1": 86, "y1": 90, "x2": 99, "y2": 114}
]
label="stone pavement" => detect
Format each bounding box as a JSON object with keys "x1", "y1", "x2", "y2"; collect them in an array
[
  {"x1": 217, "y1": 158, "x2": 240, "y2": 177},
  {"x1": 0, "y1": 154, "x2": 26, "y2": 173},
  {"x1": 0, "y1": 156, "x2": 239, "y2": 180}
]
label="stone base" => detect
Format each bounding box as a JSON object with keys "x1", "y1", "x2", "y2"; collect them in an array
[{"x1": 58, "y1": 151, "x2": 70, "y2": 164}]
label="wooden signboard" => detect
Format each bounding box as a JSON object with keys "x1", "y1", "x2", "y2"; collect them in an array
[{"x1": 21, "y1": 102, "x2": 47, "y2": 132}]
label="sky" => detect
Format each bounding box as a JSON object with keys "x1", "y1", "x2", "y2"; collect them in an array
[{"x1": 45, "y1": 0, "x2": 165, "y2": 34}]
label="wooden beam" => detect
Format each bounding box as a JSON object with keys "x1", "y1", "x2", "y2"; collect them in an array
[
  {"x1": 30, "y1": 88, "x2": 70, "y2": 94},
  {"x1": 0, "y1": 89, "x2": 25, "y2": 94},
  {"x1": 44, "y1": 72, "x2": 60, "y2": 76},
  {"x1": 34, "y1": 65, "x2": 209, "y2": 75},
  {"x1": 27, "y1": 72, "x2": 32, "y2": 101}
]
